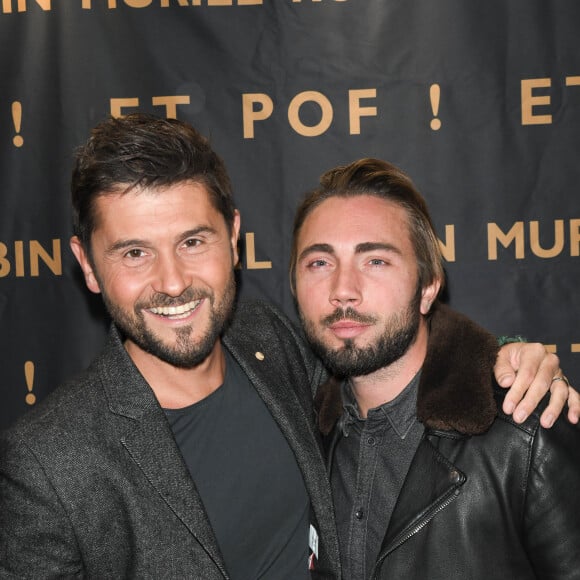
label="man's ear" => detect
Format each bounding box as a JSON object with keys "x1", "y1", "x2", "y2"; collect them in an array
[
  {"x1": 420, "y1": 279, "x2": 441, "y2": 315},
  {"x1": 70, "y1": 236, "x2": 101, "y2": 294},
  {"x1": 230, "y1": 210, "x2": 241, "y2": 267}
]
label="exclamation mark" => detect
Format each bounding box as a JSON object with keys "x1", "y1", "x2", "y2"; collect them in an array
[
  {"x1": 430, "y1": 84, "x2": 441, "y2": 131},
  {"x1": 12, "y1": 101, "x2": 24, "y2": 147},
  {"x1": 24, "y1": 361, "x2": 36, "y2": 405}
]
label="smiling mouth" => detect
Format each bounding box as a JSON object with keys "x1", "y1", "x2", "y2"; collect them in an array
[{"x1": 147, "y1": 299, "x2": 202, "y2": 319}]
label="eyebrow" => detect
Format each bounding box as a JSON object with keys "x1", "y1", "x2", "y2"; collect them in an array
[
  {"x1": 297, "y1": 243, "x2": 334, "y2": 263},
  {"x1": 106, "y1": 226, "x2": 218, "y2": 254},
  {"x1": 298, "y1": 241, "x2": 402, "y2": 262},
  {"x1": 107, "y1": 239, "x2": 148, "y2": 255},
  {"x1": 355, "y1": 242, "x2": 401, "y2": 255}
]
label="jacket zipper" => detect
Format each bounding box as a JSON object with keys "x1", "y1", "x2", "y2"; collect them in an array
[{"x1": 371, "y1": 486, "x2": 461, "y2": 579}]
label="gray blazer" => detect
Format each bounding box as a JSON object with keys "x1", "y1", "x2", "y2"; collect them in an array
[{"x1": 0, "y1": 301, "x2": 340, "y2": 579}]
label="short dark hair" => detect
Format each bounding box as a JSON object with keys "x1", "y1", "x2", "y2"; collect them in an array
[
  {"x1": 290, "y1": 157, "x2": 445, "y2": 295},
  {"x1": 71, "y1": 113, "x2": 236, "y2": 249}
]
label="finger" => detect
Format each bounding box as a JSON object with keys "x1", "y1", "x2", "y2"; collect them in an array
[
  {"x1": 499, "y1": 342, "x2": 550, "y2": 413},
  {"x1": 494, "y1": 342, "x2": 545, "y2": 389},
  {"x1": 507, "y1": 351, "x2": 560, "y2": 423},
  {"x1": 501, "y1": 365, "x2": 536, "y2": 417},
  {"x1": 494, "y1": 360, "x2": 517, "y2": 390},
  {"x1": 494, "y1": 342, "x2": 546, "y2": 394},
  {"x1": 539, "y1": 378, "x2": 569, "y2": 428},
  {"x1": 567, "y1": 385, "x2": 580, "y2": 424}
]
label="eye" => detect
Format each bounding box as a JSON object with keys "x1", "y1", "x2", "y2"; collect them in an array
[
  {"x1": 183, "y1": 238, "x2": 203, "y2": 250},
  {"x1": 369, "y1": 258, "x2": 387, "y2": 266},
  {"x1": 124, "y1": 248, "x2": 146, "y2": 259},
  {"x1": 306, "y1": 258, "x2": 329, "y2": 269},
  {"x1": 120, "y1": 247, "x2": 149, "y2": 267}
]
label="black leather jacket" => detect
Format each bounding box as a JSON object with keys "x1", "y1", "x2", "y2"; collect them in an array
[{"x1": 316, "y1": 304, "x2": 580, "y2": 579}]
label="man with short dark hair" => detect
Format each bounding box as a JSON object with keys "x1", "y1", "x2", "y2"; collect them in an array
[
  {"x1": 0, "y1": 116, "x2": 575, "y2": 579},
  {"x1": 1, "y1": 114, "x2": 337, "y2": 579},
  {"x1": 291, "y1": 158, "x2": 580, "y2": 579}
]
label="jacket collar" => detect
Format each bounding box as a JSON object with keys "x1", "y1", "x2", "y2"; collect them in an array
[
  {"x1": 315, "y1": 303, "x2": 500, "y2": 436},
  {"x1": 96, "y1": 325, "x2": 160, "y2": 420}
]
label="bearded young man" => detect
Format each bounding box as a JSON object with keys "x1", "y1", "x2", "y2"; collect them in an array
[
  {"x1": 0, "y1": 116, "x2": 576, "y2": 579},
  {"x1": 291, "y1": 158, "x2": 580, "y2": 579}
]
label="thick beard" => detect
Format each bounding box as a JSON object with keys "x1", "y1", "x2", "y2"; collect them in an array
[
  {"x1": 300, "y1": 287, "x2": 421, "y2": 379},
  {"x1": 102, "y1": 273, "x2": 236, "y2": 369}
]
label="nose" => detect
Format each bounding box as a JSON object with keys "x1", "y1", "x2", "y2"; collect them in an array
[
  {"x1": 329, "y1": 263, "x2": 362, "y2": 308},
  {"x1": 151, "y1": 253, "x2": 191, "y2": 297}
]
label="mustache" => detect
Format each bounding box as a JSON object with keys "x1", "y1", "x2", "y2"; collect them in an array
[
  {"x1": 322, "y1": 307, "x2": 377, "y2": 327},
  {"x1": 136, "y1": 288, "x2": 211, "y2": 310}
]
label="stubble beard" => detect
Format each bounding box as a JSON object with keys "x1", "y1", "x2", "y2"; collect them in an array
[
  {"x1": 102, "y1": 273, "x2": 236, "y2": 369},
  {"x1": 300, "y1": 287, "x2": 422, "y2": 379}
]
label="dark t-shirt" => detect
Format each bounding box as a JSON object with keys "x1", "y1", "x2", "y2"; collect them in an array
[{"x1": 165, "y1": 349, "x2": 309, "y2": 580}]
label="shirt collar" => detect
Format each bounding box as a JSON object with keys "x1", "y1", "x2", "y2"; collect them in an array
[{"x1": 340, "y1": 370, "x2": 421, "y2": 440}]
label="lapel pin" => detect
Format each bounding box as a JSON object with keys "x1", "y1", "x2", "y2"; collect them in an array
[{"x1": 255, "y1": 351, "x2": 265, "y2": 361}]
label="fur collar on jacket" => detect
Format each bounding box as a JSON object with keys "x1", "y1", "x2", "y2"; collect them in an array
[{"x1": 315, "y1": 303, "x2": 500, "y2": 436}]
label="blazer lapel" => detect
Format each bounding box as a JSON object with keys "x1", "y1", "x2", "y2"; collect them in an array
[
  {"x1": 97, "y1": 327, "x2": 228, "y2": 577},
  {"x1": 223, "y1": 334, "x2": 339, "y2": 567},
  {"x1": 121, "y1": 414, "x2": 227, "y2": 576}
]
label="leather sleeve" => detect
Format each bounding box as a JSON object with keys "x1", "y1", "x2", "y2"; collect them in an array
[
  {"x1": 0, "y1": 431, "x2": 84, "y2": 579},
  {"x1": 523, "y1": 417, "x2": 580, "y2": 578}
]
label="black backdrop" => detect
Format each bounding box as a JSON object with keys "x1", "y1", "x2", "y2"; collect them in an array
[{"x1": 1, "y1": 0, "x2": 579, "y2": 428}]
